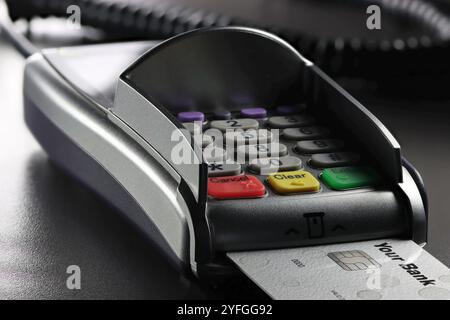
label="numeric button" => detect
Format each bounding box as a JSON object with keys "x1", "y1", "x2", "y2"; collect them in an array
[
  {"x1": 268, "y1": 115, "x2": 314, "y2": 128},
  {"x1": 295, "y1": 139, "x2": 344, "y2": 154},
  {"x1": 183, "y1": 122, "x2": 213, "y2": 148},
  {"x1": 237, "y1": 143, "x2": 288, "y2": 161},
  {"x1": 182, "y1": 122, "x2": 201, "y2": 134},
  {"x1": 210, "y1": 119, "x2": 259, "y2": 131},
  {"x1": 200, "y1": 134, "x2": 214, "y2": 148},
  {"x1": 283, "y1": 126, "x2": 330, "y2": 140},
  {"x1": 225, "y1": 129, "x2": 272, "y2": 146},
  {"x1": 207, "y1": 162, "x2": 241, "y2": 177},
  {"x1": 203, "y1": 146, "x2": 228, "y2": 163},
  {"x1": 249, "y1": 156, "x2": 302, "y2": 175},
  {"x1": 310, "y1": 152, "x2": 360, "y2": 168}
]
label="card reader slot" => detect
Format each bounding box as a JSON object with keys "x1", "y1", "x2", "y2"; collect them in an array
[{"x1": 207, "y1": 190, "x2": 409, "y2": 252}]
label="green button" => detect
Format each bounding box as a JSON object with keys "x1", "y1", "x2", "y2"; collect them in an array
[{"x1": 321, "y1": 166, "x2": 381, "y2": 190}]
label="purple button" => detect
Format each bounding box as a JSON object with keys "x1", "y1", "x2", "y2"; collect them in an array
[
  {"x1": 213, "y1": 110, "x2": 232, "y2": 120},
  {"x1": 276, "y1": 104, "x2": 305, "y2": 115},
  {"x1": 240, "y1": 108, "x2": 267, "y2": 119},
  {"x1": 177, "y1": 111, "x2": 205, "y2": 122}
]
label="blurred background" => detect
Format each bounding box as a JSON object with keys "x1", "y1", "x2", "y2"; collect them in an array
[
  {"x1": 1, "y1": 0, "x2": 450, "y2": 299},
  {"x1": 5, "y1": 0, "x2": 450, "y2": 97}
]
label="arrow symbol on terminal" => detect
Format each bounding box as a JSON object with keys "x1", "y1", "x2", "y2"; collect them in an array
[
  {"x1": 331, "y1": 224, "x2": 346, "y2": 232},
  {"x1": 285, "y1": 228, "x2": 300, "y2": 235}
]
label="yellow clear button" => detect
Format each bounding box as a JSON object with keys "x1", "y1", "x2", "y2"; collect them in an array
[{"x1": 268, "y1": 170, "x2": 320, "y2": 194}]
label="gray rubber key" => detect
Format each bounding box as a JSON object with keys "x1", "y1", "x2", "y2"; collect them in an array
[
  {"x1": 283, "y1": 126, "x2": 330, "y2": 140},
  {"x1": 182, "y1": 122, "x2": 202, "y2": 134},
  {"x1": 183, "y1": 122, "x2": 215, "y2": 148},
  {"x1": 201, "y1": 134, "x2": 214, "y2": 148},
  {"x1": 203, "y1": 146, "x2": 228, "y2": 163},
  {"x1": 237, "y1": 143, "x2": 288, "y2": 161},
  {"x1": 207, "y1": 162, "x2": 241, "y2": 177},
  {"x1": 191, "y1": 134, "x2": 215, "y2": 148},
  {"x1": 225, "y1": 129, "x2": 273, "y2": 146},
  {"x1": 210, "y1": 118, "x2": 259, "y2": 131},
  {"x1": 267, "y1": 115, "x2": 315, "y2": 128},
  {"x1": 310, "y1": 152, "x2": 360, "y2": 168},
  {"x1": 249, "y1": 156, "x2": 302, "y2": 175},
  {"x1": 295, "y1": 139, "x2": 344, "y2": 154}
]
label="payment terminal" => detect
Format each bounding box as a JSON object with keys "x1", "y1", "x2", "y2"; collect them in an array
[{"x1": 22, "y1": 27, "x2": 427, "y2": 281}]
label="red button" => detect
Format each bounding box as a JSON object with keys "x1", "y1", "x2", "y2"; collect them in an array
[{"x1": 208, "y1": 175, "x2": 266, "y2": 199}]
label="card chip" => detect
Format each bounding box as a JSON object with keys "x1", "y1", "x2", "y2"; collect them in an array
[{"x1": 328, "y1": 250, "x2": 381, "y2": 271}]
